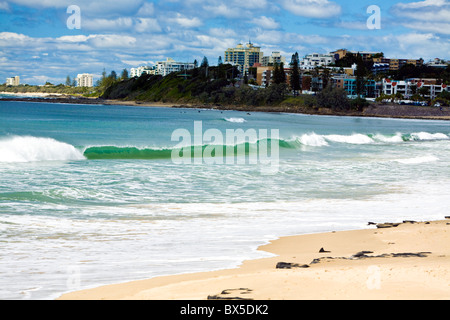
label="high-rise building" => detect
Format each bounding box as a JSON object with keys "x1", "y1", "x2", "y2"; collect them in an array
[
  {"x1": 224, "y1": 43, "x2": 263, "y2": 75},
  {"x1": 76, "y1": 73, "x2": 94, "y2": 87},
  {"x1": 6, "y1": 76, "x2": 20, "y2": 86}
]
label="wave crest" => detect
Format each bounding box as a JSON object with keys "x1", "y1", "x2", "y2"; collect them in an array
[
  {"x1": 292, "y1": 132, "x2": 449, "y2": 147},
  {"x1": 0, "y1": 136, "x2": 85, "y2": 163}
]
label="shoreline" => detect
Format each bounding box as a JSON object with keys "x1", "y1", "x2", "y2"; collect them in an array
[
  {"x1": 58, "y1": 218, "x2": 450, "y2": 300},
  {"x1": 1, "y1": 95, "x2": 450, "y2": 121}
]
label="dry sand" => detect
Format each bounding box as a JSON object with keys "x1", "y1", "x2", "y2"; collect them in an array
[{"x1": 58, "y1": 218, "x2": 450, "y2": 300}]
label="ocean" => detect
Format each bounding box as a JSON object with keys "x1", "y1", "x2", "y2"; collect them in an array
[{"x1": 0, "y1": 99, "x2": 449, "y2": 300}]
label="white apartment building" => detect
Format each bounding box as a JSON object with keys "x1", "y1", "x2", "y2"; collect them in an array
[
  {"x1": 382, "y1": 78, "x2": 449, "y2": 100},
  {"x1": 155, "y1": 58, "x2": 195, "y2": 77},
  {"x1": 130, "y1": 66, "x2": 156, "y2": 78},
  {"x1": 76, "y1": 73, "x2": 94, "y2": 87},
  {"x1": 300, "y1": 53, "x2": 335, "y2": 70},
  {"x1": 262, "y1": 52, "x2": 286, "y2": 67},
  {"x1": 6, "y1": 76, "x2": 20, "y2": 86}
]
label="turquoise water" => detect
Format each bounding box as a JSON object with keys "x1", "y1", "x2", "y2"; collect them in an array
[{"x1": 0, "y1": 100, "x2": 449, "y2": 299}]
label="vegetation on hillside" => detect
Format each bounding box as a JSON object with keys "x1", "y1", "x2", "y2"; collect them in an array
[
  {"x1": 100, "y1": 63, "x2": 370, "y2": 112},
  {"x1": 0, "y1": 83, "x2": 94, "y2": 95}
]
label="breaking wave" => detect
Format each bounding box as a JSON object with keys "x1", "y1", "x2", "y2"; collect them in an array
[
  {"x1": 292, "y1": 132, "x2": 449, "y2": 146},
  {"x1": 2, "y1": 131, "x2": 447, "y2": 162},
  {"x1": 0, "y1": 136, "x2": 85, "y2": 163}
]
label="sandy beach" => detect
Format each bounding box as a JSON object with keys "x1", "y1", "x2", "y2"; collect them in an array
[{"x1": 58, "y1": 218, "x2": 450, "y2": 300}]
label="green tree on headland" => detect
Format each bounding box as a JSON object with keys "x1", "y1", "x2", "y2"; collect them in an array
[
  {"x1": 201, "y1": 57, "x2": 209, "y2": 68},
  {"x1": 121, "y1": 69, "x2": 129, "y2": 81},
  {"x1": 290, "y1": 52, "x2": 301, "y2": 96}
]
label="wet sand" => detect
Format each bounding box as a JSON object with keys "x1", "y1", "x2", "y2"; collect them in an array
[{"x1": 58, "y1": 219, "x2": 450, "y2": 300}]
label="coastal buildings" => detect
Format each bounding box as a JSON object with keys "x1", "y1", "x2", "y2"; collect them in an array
[
  {"x1": 129, "y1": 59, "x2": 194, "y2": 78},
  {"x1": 130, "y1": 66, "x2": 156, "y2": 78},
  {"x1": 386, "y1": 58, "x2": 424, "y2": 71},
  {"x1": 6, "y1": 76, "x2": 20, "y2": 86},
  {"x1": 299, "y1": 53, "x2": 335, "y2": 70},
  {"x1": 425, "y1": 58, "x2": 448, "y2": 69},
  {"x1": 256, "y1": 66, "x2": 291, "y2": 87},
  {"x1": 382, "y1": 78, "x2": 449, "y2": 100},
  {"x1": 372, "y1": 63, "x2": 390, "y2": 75},
  {"x1": 75, "y1": 73, "x2": 93, "y2": 87},
  {"x1": 155, "y1": 58, "x2": 195, "y2": 77},
  {"x1": 332, "y1": 75, "x2": 377, "y2": 98},
  {"x1": 331, "y1": 48, "x2": 424, "y2": 71},
  {"x1": 224, "y1": 43, "x2": 263, "y2": 75},
  {"x1": 262, "y1": 52, "x2": 286, "y2": 67},
  {"x1": 331, "y1": 49, "x2": 383, "y2": 63}
]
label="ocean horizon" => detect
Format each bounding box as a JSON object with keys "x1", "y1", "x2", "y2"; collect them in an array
[{"x1": 0, "y1": 99, "x2": 449, "y2": 300}]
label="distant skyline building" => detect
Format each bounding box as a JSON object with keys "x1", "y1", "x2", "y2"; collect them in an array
[
  {"x1": 224, "y1": 43, "x2": 263, "y2": 75},
  {"x1": 75, "y1": 73, "x2": 93, "y2": 87},
  {"x1": 6, "y1": 76, "x2": 20, "y2": 86}
]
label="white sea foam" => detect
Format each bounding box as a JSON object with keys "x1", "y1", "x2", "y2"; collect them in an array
[
  {"x1": 324, "y1": 133, "x2": 375, "y2": 144},
  {"x1": 394, "y1": 155, "x2": 439, "y2": 164},
  {"x1": 294, "y1": 132, "x2": 449, "y2": 147},
  {"x1": 224, "y1": 117, "x2": 247, "y2": 123},
  {"x1": 0, "y1": 136, "x2": 85, "y2": 163},
  {"x1": 410, "y1": 132, "x2": 449, "y2": 141}
]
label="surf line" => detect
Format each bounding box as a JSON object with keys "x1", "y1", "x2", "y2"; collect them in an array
[{"x1": 171, "y1": 121, "x2": 280, "y2": 173}]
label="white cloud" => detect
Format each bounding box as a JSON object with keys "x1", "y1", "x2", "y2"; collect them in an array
[
  {"x1": 388, "y1": 32, "x2": 450, "y2": 59},
  {"x1": 394, "y1": 0, "x2": 447, "y2": 9},
  {"x1": 169, "y1": 13, "x2": 202, "y2": 28},
  {"x1": 0, "y1": 1, "x2": 10, "y2": 10},
  {"x1": 209, "y1": 28, "x2": 237, "y2": 38},
  {"x1": 57, "y1": 35, "x2": 90, "y2": 42},
  {"x1": 87, "y1": 34, "x2": 137, "y2": 48},
  {"x1": 251, "y1": 16, "x2": 280, "y2": 29},
  {"x1": 203, "y1": 3, "x2": 247, "y2": 18},
  {"x1": 81, "y1": 17, "x2": 162, "y2": 33},
  {"x1": 82, "y1": 17, "x2": 134, "y2": 31},
  {"x1": 280, "y1": 0, "x2": 342, "y2": 18},
  {"x1": 135, "y1": 18, "x2": 162, "y2": 33},
  {"x1": 54, "y1": 33, "x2": 138, "y2": 49},
  {"x1": 401, "y1": 22, "x2": 450, "y2": 35},
  {"x1": 391, "y1": 0, "x2": 450, "y2": 35},
  {"x1": 137, "y1": 2, "x2": 155, "y2": 16},
  {"x1": 0, "y1": 32, "x2": 31, "y2": 43}
]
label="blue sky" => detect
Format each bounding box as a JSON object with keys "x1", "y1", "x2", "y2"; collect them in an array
[{"x1": 0, "y1": 0, "x2": 449, "y2": 85}]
